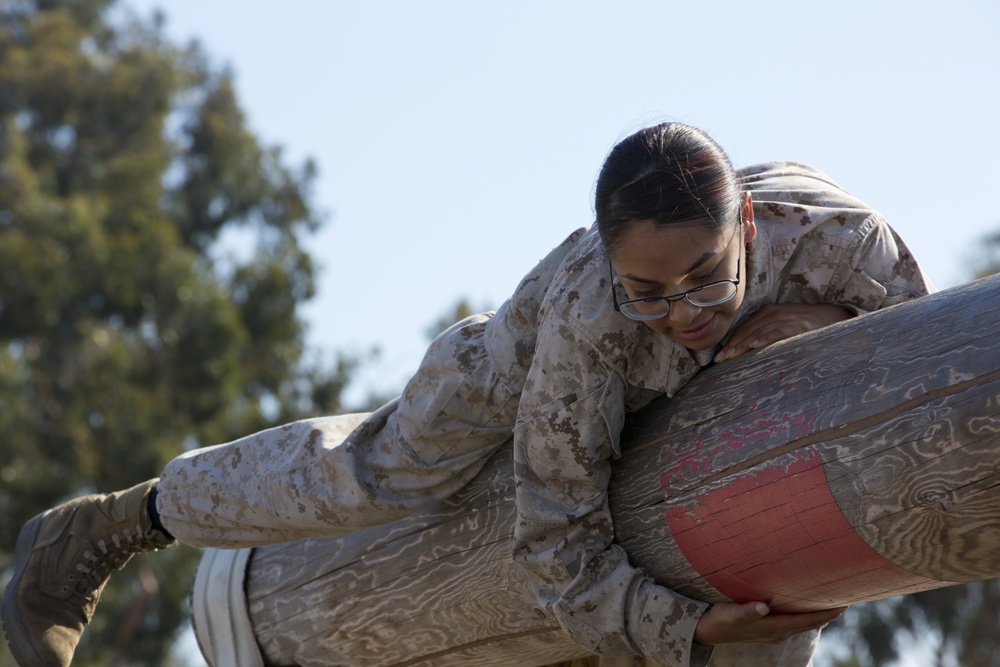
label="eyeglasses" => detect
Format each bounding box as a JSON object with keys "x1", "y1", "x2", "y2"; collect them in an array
[{"x1": 610, "y1": 225, "x2": 743, "y2": 322}]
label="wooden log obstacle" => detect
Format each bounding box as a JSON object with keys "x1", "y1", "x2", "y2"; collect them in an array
[{"x1": 190, "y1": 273, "x2": 1000, "y2": 666}]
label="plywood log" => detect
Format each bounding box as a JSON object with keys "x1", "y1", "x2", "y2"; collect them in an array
[{"x1": 217, "y1": 274, "x2": 1000, "y2": 667}]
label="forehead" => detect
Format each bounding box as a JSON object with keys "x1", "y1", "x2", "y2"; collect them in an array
[{"x1": 609, "y1": 220, "x2": 730, "y2": 276}]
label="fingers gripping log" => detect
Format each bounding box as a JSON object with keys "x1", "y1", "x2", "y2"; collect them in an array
[{"x1": 192, "y1": 274, "x2": 1000, "y2": 666}]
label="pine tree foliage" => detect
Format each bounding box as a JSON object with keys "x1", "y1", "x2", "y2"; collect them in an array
[{"x1": 0, "y1": 1, "x2": 353, "y2": 664}]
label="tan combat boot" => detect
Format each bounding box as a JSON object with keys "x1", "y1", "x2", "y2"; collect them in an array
[{"x1": 1, "y1": 479, "x2": 174, "y2": 667}]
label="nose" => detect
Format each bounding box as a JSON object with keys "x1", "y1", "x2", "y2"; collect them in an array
[{"x1": 668, "y1": 299, "x2": 702, "y2": 326}]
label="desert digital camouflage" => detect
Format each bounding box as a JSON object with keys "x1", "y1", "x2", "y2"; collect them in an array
[{"x1": 158, "y1": 162, "x2": 932, "y2": 666}]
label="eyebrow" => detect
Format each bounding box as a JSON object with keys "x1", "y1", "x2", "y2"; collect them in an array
[{"x1": 618, "y1": 250, "x2": 717, "y2": 285}]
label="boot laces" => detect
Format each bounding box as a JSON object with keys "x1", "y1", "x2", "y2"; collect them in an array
[{"x1": 61, "y1": 524, "x2": 161, "y2": 603}]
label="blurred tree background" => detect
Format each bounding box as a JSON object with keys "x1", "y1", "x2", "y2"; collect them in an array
[
  {"x1": 0, "y1": 1, "x2": 998, "y2": 666},
  {"x1": 0, "y1": 0, "x2": 360, "y2": 664}
]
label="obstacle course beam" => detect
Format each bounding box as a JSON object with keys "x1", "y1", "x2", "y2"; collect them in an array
[{"x1": 194, "y1": 274, "x2": 1000, "y2": 666}]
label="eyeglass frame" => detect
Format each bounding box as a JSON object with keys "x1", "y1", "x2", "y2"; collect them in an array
[{"x1": 609, "y1": 222, "x2": 744, "y2": 322}]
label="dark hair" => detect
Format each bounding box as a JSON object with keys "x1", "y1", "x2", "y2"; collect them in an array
[{"x1": 595, "y1": 122, "x2": 743, "y2": 253}]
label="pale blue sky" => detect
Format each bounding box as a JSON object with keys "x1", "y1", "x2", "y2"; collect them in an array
[
  {"x1": 103, "y1": 3, "x2": 997, "y2": 663},
  {"x1": 125, "y1": 0, "x2": 1000, "y2": 404}
]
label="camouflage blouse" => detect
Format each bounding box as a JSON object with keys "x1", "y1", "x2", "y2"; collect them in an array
[{"x1": 487, "y1": 162, "x2": 933, "y2": 666}]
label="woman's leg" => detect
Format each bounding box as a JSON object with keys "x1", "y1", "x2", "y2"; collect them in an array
[
  {"x1": 158, "y1": 313, "x2": 518, "y2": 548},
  {"x1": 2, "y1": 314, "x2": 517, "y2": 666}
]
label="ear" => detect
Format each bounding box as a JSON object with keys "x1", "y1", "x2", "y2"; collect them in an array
[{"x1": 741, "y1": 193, "x2": 757, "y2": 243}]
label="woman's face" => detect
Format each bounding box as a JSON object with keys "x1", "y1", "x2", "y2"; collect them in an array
[{"x1": 609, "y1": 212, "x2": 756, "y2": 352}]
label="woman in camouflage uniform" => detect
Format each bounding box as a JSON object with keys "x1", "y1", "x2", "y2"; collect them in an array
[{"x1": 3, "y1": 122, "x2": 932, "y2": 667}]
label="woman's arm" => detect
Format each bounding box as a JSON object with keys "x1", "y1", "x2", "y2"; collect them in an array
[
  {"x1": 512, "y1": 310, "x2": 840, "y2": 665},
  {"x1": 695, "y1": 601, "x2": 846, "y2": 645},
  {"x1": 716, "y1": 214, "x2": 933, "y2": 363},
  {"x1": 512, "y1": 310, "x2": 713, "y2": 666},
  {"x1": 714, "y1": 304, "x2": 853, "y2": 362},
  {"x1": 513, "y1": 381, "x2": 714, "y2": 666}
]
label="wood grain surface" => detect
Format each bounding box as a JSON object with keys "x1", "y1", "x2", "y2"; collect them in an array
[{"x1": 237, "y1": 274, "x2": 1000, "y2": 666}]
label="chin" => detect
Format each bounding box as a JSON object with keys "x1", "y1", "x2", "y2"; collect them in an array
[{"x1": 677, "y1": 337, "x2": 720, "y2": 352}]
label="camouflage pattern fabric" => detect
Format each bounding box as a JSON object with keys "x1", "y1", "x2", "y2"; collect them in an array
[{"x1": 158, "y1": 162, "x2": 932, "y2": 666}]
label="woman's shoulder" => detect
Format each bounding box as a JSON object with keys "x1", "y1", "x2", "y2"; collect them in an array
[
  {"x1": 740, "y1": 161, "x2": 873, "y2": 213},
  {"x1": 531, "y1": 231, "x2": 693, "y2": 398},
  {"x1": 739, "y1": 160, "x2": 848, "y2": 190},
  {"x1": 745, "y1": 161, "x2": 885, "y2": 256},
  {"x1": 539, "y1": 230, "x2": 644, "y2": 357}
]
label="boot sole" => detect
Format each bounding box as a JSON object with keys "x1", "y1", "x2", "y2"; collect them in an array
[{"x1": 2, "y1": 511, "x2": 50, "y2": 666}]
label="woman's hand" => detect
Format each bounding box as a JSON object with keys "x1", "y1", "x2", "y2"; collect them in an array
[
  {"x1": 715, "y1": 304, "x2": 854, "y2": 363},
  {"x1": 694, "y1": 601, "x2": 847, "y2": 646}
]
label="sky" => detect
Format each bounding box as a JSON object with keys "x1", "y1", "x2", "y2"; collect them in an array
[
  {"x1": 96, "y1": 3, "x2": 998, "y2": 664},
  {"x1": 122, "y1": 0, "x2": 1000, "y2": 406}
]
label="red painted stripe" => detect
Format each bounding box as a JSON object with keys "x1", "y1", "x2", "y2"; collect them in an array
[{"x1": 664, "y1": 448, "x2": 937, "y2": 612}]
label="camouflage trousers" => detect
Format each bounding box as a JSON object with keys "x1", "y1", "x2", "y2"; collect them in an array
[{"x1": 157, "y1": 313, "x2": 518, "y2": 547}]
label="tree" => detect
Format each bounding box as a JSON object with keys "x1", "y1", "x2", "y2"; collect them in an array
[
  {"x1": 0, "y1": 1, "x2": 353, "y2": 664},
  {"x1": 821, "y1": 574, "x2": 1000, "y2": 667}
]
